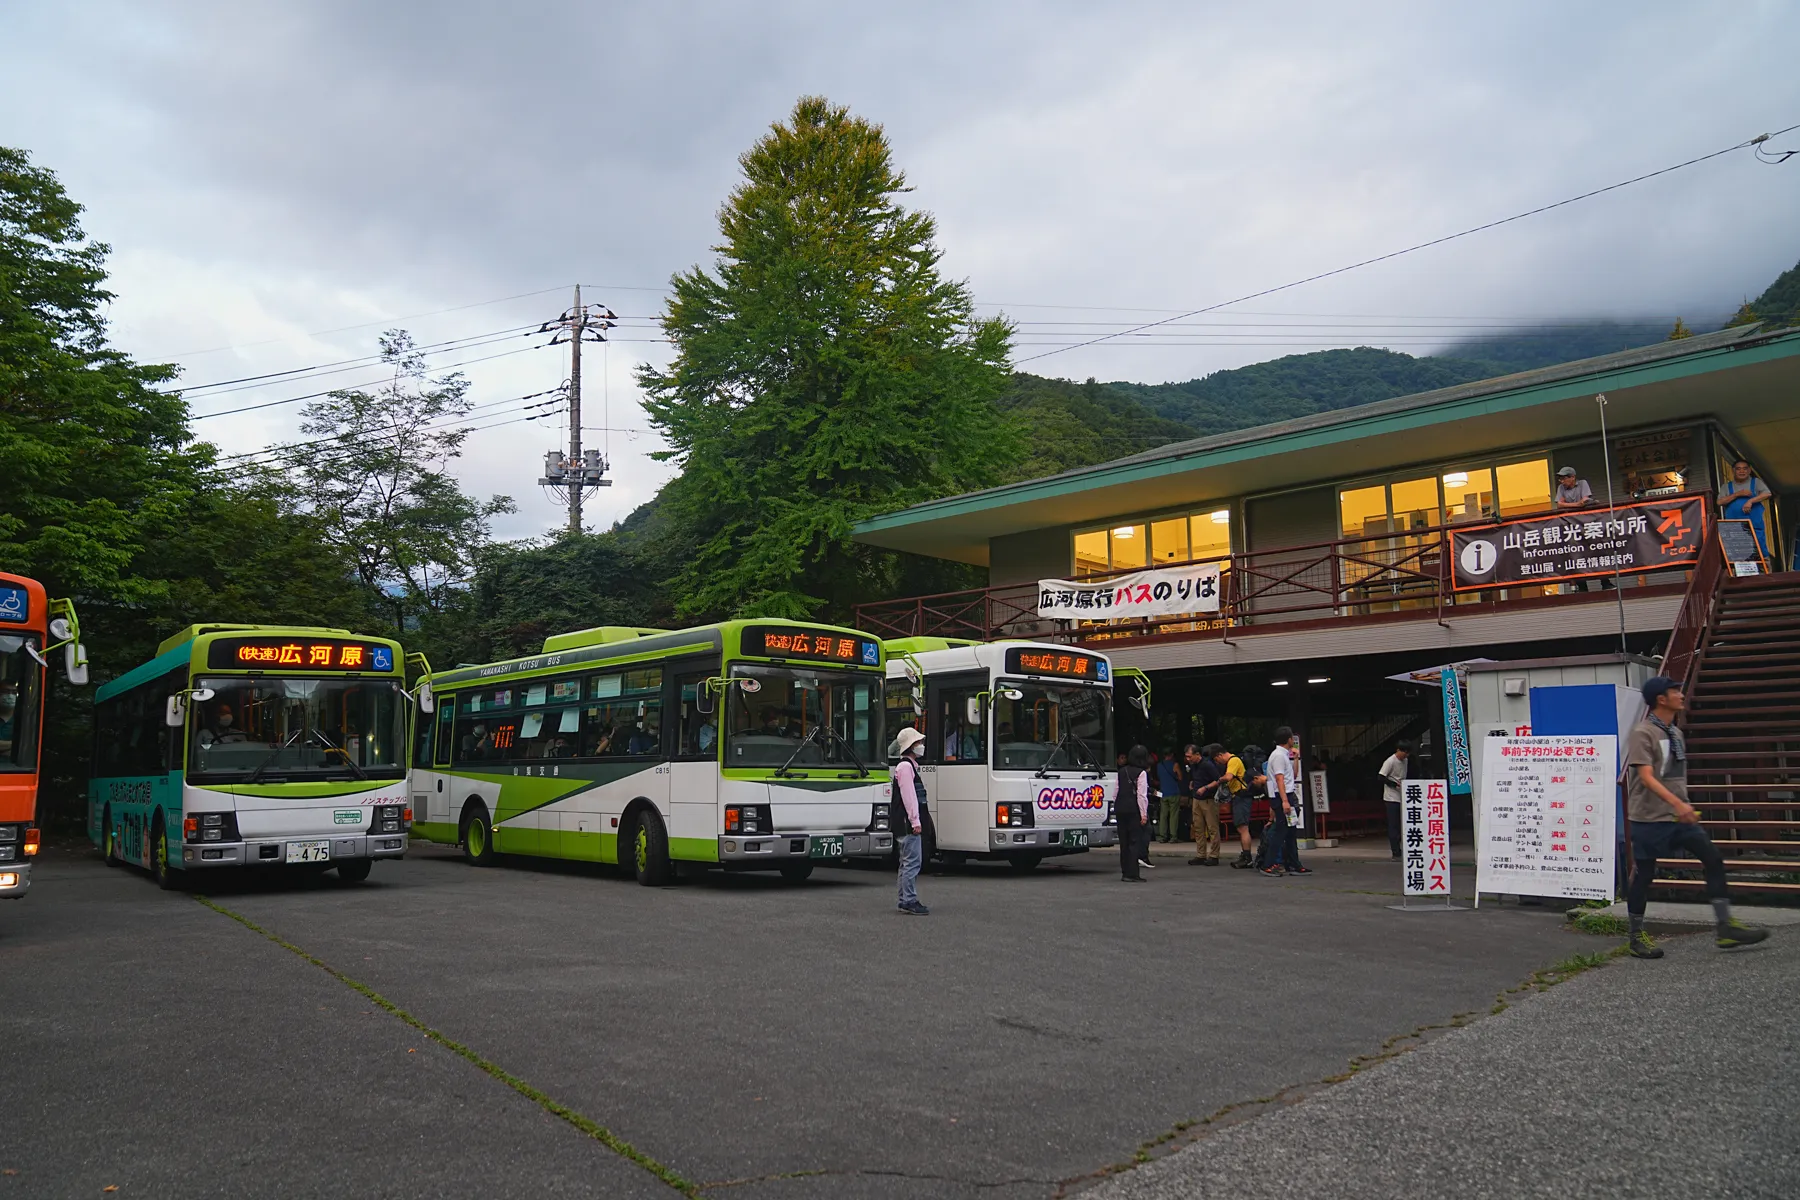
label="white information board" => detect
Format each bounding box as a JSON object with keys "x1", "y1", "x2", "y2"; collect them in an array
[
  {"x1": 1477, "y1": 736, "x2": 1616, "y2": 902},
  {"x1": 1400, "y1": 779, "x2": 1451, "y2": 897},
  {"x1": 1307, "y1": 769, "x2": 1330, "y2": 813}
]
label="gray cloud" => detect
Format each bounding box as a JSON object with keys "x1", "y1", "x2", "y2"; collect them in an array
[{"x1": 4, "y1": 1, "x2": 1797, "y2": 539}]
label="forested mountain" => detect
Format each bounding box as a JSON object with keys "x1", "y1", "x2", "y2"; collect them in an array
[
  {"x1": 991, "y1": 374, "x2": 1195, "y2": 480},
  {"x1": 1435, "y1": 320, "x2": 1683, "y2": 373}
]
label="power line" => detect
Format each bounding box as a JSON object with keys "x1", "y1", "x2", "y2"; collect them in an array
[
  {"x1": 187, "y1": 343, "x2": 547, "y2": 421},
  {"x1": 1016, "y1": 121, "x2": 1800, "y2": 365},
  {"x1": 167, "y1": 324, "x2": 541, "y2": 395},
  {"x1": 209, "y1": 387, "x2": 567, "y2": 468}
]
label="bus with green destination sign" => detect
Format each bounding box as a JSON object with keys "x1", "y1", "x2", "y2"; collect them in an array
[
  {"x1": 408, "y1": 620, "x2": 894, "y2": 885},
  {"x1": 88, "y1": 624, "x2": 411, "y2": 887},
  {"x1": 883, "y1": 638, "x2": 1150, "y2": 870}
]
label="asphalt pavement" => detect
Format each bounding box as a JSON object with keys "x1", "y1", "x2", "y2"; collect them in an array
[
  {"x1": 1083, "y1": 927, "x2": 1798, "y2": 1200},
  {"x1": 0, "y1": 839, "x2": 1676, "y2": 1198}
]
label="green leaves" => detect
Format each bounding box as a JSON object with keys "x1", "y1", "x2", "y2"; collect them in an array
[{"x1": 640, "y1": 97, "x2": 1015, "y2": 621}]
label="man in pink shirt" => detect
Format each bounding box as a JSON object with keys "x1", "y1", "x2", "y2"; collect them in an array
[{"x1": 892, "y1": 727, "x2": 930, "y2": 915}]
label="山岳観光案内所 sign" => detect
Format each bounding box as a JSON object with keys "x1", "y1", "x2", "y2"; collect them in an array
[
  {"x1": 1450, "y1": 496, "x2": 1703, "y2": 591},
  {"x1": 1037, "y1": 563, "x2": 1222, "y2": 621}
]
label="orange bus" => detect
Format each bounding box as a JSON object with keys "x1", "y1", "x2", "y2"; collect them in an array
[{"x1": 0, "y1": 572, "x2": 88, "y2": 900}]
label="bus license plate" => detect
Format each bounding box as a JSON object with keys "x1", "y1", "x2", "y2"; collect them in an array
[
  {"x1": 286, "y1": 840, "x2": 330, "y2": 863},
  {"x1": 1063, "y1": 830, "x2": 1089, "y2": 849},
  {"x1": 809, "y1": 836, "x2": 845, "y2": 859}
]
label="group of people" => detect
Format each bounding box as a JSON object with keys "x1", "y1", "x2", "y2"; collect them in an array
[{"x1": 1114, "y1": 729, "x2": 1314, "y2": 882}]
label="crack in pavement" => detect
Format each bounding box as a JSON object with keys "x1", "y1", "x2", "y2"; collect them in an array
[
  {"x1": 192, "y1": 894, "x2": 701, "y2": 1197},
  {"x1": 993, "y1": 1014, "x2": 1105, "y2": 1044},
  {"x1": 701, "y1": 1166, "x2": 1063, "y2": 1193}
]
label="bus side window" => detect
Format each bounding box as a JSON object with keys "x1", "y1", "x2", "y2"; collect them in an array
[
  {"x1": 414, "y1": 698, "x2": 435, "y2": 767},
  {"x1": 884, "y1": 678, "x2": 917, "y2": 761},
  {"x1": 433, "y1": 698, "x2": 455, "y2": 768},
  {"x1": 935, "y1": 687, "x2": 987, "y2": 765},
  {"x1": 673, "y1": 671, "x2": 716, "y2": 759}
]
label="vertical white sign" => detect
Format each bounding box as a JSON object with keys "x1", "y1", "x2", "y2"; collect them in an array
[
  {"x1": 1307, "y1": 769, "x2": 1330, "y2": 813},
  {"x1": 1477, "y1": 736, "x2": 1616, "y2": 901},
  {"x1": 1400, "y1": 779, "x2": 1451, "y2": 896}
]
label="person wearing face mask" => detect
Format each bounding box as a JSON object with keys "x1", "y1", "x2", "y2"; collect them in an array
[
  {"x1": 0, "y1": 681, "x2": 19, "y2": 756},
  {"x1": 197, "y1": 702, "x2": 247, "y2": 746}
]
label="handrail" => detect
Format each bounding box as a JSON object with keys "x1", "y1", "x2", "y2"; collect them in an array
[
  {"x1": 855, "y1": 491, "x2": 1713, "y2": 643},
  {"x1": 1661, "y1": 517, "x2": 1724, "y2": 692}
]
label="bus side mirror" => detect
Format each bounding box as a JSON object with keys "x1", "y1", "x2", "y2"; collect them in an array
[
  {"x1": 64, "y1": 642, "x2": 88, "y2": 687},
  {"x1": 166, "y1": 695, "x2": 186, "y2": 728},
  {"x1": 48, "y1": 617, "x2": 72, "y2": 642},
  {"x1": 1000, "y1": 688, "x2": 1024, "y2": 701},
  {"x1": 965, "y1": 697, "x2": 982, "y2": 726},
  {"x1": 418, "y1": 683, "x2": 435, "y2": 714},
  {"x1": 192, "y1": 687, "x2": 216, "y2": 703}
]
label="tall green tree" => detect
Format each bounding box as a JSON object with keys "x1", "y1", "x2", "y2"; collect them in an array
[
  {"x1": 289, "y1": 330, "x2": 515, "y2": 634},
  {"x1": 0, "y1": 146, "x2": 192, "y2": 600},
  {"x1": 640, "y1": 96, "x2": 1016, "y2": 621}
]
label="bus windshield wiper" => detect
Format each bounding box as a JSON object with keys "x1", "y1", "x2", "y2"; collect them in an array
[
  {"x1": 817, "y1": 722, "x2": 869, "y2": 778},
  {"x1": 773, "y1": 727, "x2": 821, "y2": 778},
  {"x1": 244, "y1": 729, "x2": 304, "y2": 784},
  {"x1": 310, "y1": 729, "x2": 368, "y2": 780},
  {"x1": 1036, "y1": 730, "x2": 1076, "y2": 777}
]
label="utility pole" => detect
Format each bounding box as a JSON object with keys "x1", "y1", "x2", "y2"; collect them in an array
[{"x1": 536, "y1": 286, "x2": 617, "y2": 534}]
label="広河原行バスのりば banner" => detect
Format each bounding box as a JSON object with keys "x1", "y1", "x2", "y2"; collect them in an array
[{"x1": 1037, "y1": 563, "x2": 1222, "y2": 620}]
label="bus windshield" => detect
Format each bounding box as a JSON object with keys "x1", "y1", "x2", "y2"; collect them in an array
[
  {"x1": 0, "y1": 634, "x2": 41, "y2": 770},
  {"x1": 994, "y1": 681, "x2": 1113, "y2": 773},
  {"x1": 189, "y1": 677, "x2": 406, "y2": 782},
  {"x1": 724, "y1": 664, "x2": 881, "y2": 773}
]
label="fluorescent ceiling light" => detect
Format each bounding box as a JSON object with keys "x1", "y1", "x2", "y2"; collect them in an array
[
  {"x1": 1307, "y1": 677, "x2": 1330, "y2": 684},
  {"x1": 1210, "y1": 510, "x2": 1230, "y2": 524},
  {"x1": 1112, "y1": 526, "x2": 1136, "y2": 538},
  {"x1": 1271, "y1": 679, "x2": 1289, "y2": 686},
  {"x1": 1442, "y1": 472, "x2": 1469, "y2": 487}
]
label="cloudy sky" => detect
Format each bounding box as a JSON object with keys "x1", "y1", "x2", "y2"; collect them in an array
[{"x1": 5, "y1": 1, "x2": 1797, "y2": 540}]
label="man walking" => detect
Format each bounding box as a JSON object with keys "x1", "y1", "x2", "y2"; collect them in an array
[
  {"x1": 1624, "y1": 677, "x2": 1767, "y2": 958},
  {"x1": 1185, "y1": 744, "x2": 1223, "y2": 865},
  {"x1": 1379, "y1": 740, "x2": 1413, "y2": 859},
  {"x1": 892, "y1": 727, "x2": 930, "y2": 915},
  {"x1": 1261, "y1": 728, "x2": 1311, "y2": 877}
]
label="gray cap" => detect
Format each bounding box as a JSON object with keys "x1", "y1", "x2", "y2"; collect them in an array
[{"x1": 1557, "y1": 466, "x2": 1577, "y2": 477}]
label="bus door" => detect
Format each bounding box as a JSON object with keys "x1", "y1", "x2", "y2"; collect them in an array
[
  {"x1": 669, "y1": 667, "x2": 719, "y2": 851},
  {"x1": 925, "y1": 671, "x2": 989, "y2": 852},
  {"x1": 413, "y1": 691, "x2": 453, "y2": 827}
]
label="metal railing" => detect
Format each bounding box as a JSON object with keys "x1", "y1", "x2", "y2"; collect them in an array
[
  {"x1": 856, "y1": 493, "x2": 1708, "y2": 645},
  {"x1": 1662, "y1": 517, "x2": 1725, "y2": 693}
]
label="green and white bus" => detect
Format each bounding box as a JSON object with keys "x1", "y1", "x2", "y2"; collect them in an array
[
  {"x1": 884, "y1": 637, "x2": 1149, "y2": 870},
  {"x1": 88, "y1": 624, "x2": 410, "y2": 887},
  {"x1": 409, "y1": 621, "x2": 894, "y2": 885}
]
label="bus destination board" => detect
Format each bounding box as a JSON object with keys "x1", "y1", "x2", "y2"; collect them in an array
[
  {"x1": 1004, "y1": 647, "x2": 1109, "y2": 682},
  {"x1": 207, "y1": 638, "x2": 397, "y2": 673},
  {"x1": 744, "y1": 626, "x2": 880, "y2": 666}
]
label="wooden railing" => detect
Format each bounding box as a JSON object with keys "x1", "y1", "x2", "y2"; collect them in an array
[
  {"x1": 1661, "y1": 517, "x2": 1725, "y2": 693},
  {"x1": 856, "y1": 494, "x2": 1709, "y2": 645}
]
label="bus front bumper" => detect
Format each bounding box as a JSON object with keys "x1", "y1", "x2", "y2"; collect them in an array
[
  {"x1": 989, "y1": 827, "x2": 1116, "y2": 851},
  {"x1": 718, "y1": 831, "x2": 893, "y2": 862},
  {"x1": 0, "y1": 863, "x2": 29, "y2": 898},
  {"x1": 178, "y1": 835, "x2": 410, "y2": 868}
]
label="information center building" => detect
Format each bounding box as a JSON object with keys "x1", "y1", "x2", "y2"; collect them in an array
[{"x1": 852, "y1": 325, "x2": 1800, "y2": 833}]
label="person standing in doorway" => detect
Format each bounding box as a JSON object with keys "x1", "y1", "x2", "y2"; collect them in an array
[
  {"x1": 892, "y1": 727, "x2": 930, "y2": 916},
  {"x1": 1117, "y1": 744, "x2": 1151, "y2": 882},
  {"x1": 1623, "y1": 677, "x2": 1767, "y2": 958},
  {"x1": 1156, "y1": 748, "x2": 1184, "y2": 844},
  {"x1": 1380, "y1": 741, "x2": 1413, "y2": 859},
  {"x1": 1718, "y1": 458, "x2": 1773, "y2": 562},
  {"x1": 1185, "y1": 743, "x2": 1223, "y2": 865},
  {"x1": 1261, "y1": 728, "x2": 1311, "y2": 877}
]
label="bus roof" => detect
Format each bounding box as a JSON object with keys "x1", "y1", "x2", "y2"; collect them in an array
[
  {"x1": 100, "y1": 625, "x2": 401, "y2": 702},
  {"x1": 0, "y1": 572, "x2": 49, "y2": 635},
  {"x1": 428, "y1": 618, "x2": 884, "y2": 689},
  {"x1": 156, "y1": 623, "x2": 356, "y2": 658}
]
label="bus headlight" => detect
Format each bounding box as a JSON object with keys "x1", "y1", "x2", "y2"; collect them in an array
[
  {"x1": 23, "y1": 827, "x2": 38, "y2": 856},
  {"x1": 995, "y1": 803, "x2": 1034, "y2": 828},
  {"x1": 183, "y1": 812, "x2": 240, "y2": 844},
  {"x1": 373, "y1": 805, "x2": 405, "y2": 834},
  {"x1": 725, "y1": 805, "x2": 772, "y2": 835},
  {"x1": 868, "y1": 803, "x2": 891, "y2": 833}
]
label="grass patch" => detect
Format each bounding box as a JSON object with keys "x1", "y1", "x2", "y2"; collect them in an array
[
  {"x1": 1568, "y1": 909, "x2": 1629, "y2": 936},
  {"x1": 192, "y1": 894, "x2": 698, "y2": 1197}
]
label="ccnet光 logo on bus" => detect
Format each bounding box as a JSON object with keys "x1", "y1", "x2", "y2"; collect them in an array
[{"x1": 1036, "y1": 784, "x2": 1106, "y2": 811}]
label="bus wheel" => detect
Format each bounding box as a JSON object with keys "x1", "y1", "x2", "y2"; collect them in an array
[
  {"x1": 779, "y1": 861, "x2": 815, "y2": 884},
  {"x1": 102, "y1": 806, "x2": 121, "y2": 867},
  {"x1": 336, "y1": 858, "x2": 373, "y2": 884},
  {"x1": 462, "y1": 806, "x2": 496, "y2": 867},
  {"x1": 1008, "y1": 854, "x2": 1043, "y2": 873},
  {"x1": 626, "y1": 807, "x2": 672, "y2": 887},
  {"x1": 150, "y1": 815, "x2": 179, "y2": 891}
]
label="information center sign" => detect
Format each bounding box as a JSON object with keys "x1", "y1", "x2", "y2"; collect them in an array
[
  {"x1": 1400, "y1": 779, "x2": 1451, "y2": 897},
  {"x1": 1477, "y1": 736, "x2": 1617, "y2": 901}
]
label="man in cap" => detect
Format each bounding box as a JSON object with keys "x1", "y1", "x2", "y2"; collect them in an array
[
  {"x1": 1554, "y1": 466, "x2": 1611, "y2": 592},
  {"x1": 1623, "y1": 676, "x2": 1767, "y2": 958},
  {"x1": 891, "y1": 726, "x2": 930, "y2": 915}
]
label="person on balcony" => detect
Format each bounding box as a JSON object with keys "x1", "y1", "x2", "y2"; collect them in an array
[
  {"x1": 1624, "y1": 676, "x2": 1767, "y2": 958},
  {"x1": 1555, "y1": 467, "x2": 1613, "y2": 592},
  {"x1": 1717, "y1": 458, "x2": 1772, "y2": 562}
]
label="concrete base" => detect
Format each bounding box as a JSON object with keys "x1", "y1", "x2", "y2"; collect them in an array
[{"x1": 1599, "y1": 900, "x2": 1800, "y2": 927}]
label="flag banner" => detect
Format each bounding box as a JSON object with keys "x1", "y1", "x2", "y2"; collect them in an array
[
  {"x1": 1037, "y1": 564, "x2": 1222, "y2": 621},
  {"x1": 1401, "y1": 779, "x2": 1451, "y2": 896}
]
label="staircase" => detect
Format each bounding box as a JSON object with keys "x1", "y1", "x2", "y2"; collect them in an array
[{"x1": 1665, "y1": 571, "x2": 1800, "y2": 897}]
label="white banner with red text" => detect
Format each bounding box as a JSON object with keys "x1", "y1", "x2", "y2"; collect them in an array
[{"x1": 1037, "y1": 564, "x2": 1222, "y2": 621}]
